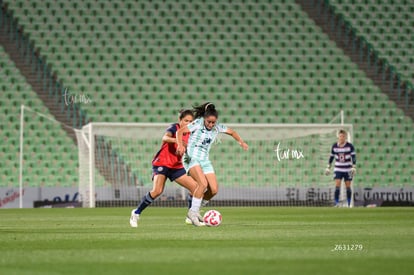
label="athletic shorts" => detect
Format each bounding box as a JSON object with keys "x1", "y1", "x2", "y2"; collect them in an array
[
  {"x1": 333, "y1": 171, "x2": 353, "y2": 181},
  {"x1": 152, "y1": 166, "x2": 186, "y2": 182},
  {"x1": 183, "y1": 155, "x2": 215, "y2": 174}
]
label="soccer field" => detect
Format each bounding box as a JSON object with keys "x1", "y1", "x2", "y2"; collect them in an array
[{"x1": 1, "y1": 207, "x2": 413, "y2": 275}]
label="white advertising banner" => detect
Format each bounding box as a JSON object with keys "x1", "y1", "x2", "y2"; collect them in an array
[{"x1": 0, "y1": 186, "x2": 413, "y2": 208}]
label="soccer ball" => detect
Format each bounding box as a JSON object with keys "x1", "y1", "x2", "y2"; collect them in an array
[{"x1": 203, "y1": 210, "x2": 222, "y2": 227}]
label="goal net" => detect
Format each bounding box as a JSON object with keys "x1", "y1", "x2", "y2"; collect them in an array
[
  {"x1": 75, "y1": 123, "x2": 353, "y2": 208},
  {"x1": 11, "y1": 105, "x2": 79, "y2": 209}
]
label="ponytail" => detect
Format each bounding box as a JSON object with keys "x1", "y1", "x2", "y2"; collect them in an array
[{"x1": 193, "y1": 102, "x2": 218, "y2": 119}]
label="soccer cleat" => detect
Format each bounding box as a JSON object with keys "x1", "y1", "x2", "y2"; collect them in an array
[
  {"x1": 130, "y1": 209, "x2": 140, "y2": 228},
  {"x1": 187, "y1": 209, "x2": 204, "y2": 227},
  {"x1": 185, "y1": 209, "x2": 204, "y2": 225},
  {"x1": 185, "y1": 215, "x2": 205, "y2": 225}
]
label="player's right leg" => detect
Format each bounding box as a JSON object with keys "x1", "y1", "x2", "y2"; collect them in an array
[
  {"x1": 186, "y1": 165, "x2": 209, "y2": 227},
  {"x1": 334, "y1": 178, "x2": 342, "y2": 207},
  {"x1": 174, "y1": 173, "x2": 202, "y2": 225},
  {"x1": 130, "y1": 170, "x2": 167, "y2": 228}
]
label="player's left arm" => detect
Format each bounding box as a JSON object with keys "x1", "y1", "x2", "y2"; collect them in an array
[
  {"x1": 162, "y1": 131, "x2": 188, "y2": 147},
  {"x1": 350, "y1": 143, "x2": 356, "y2": 165},
  {"x1": 176, "y1": 125, "x2": 191, "y2": 156},
  {"x1": 350, "y1": 143, "x2": 357, "y2": 175},
  {"x1": 162, "y1": 132, "x2": 176, "y2": 144},
  {"x1": 225, "y1": 128, "x2": 248, "y2": 151}
]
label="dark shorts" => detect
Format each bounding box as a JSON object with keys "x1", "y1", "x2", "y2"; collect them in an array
[
  {"x1": 333, "y1": 171, "x2": 353, "y2": 181},
  {"x1": 152, "y1": 166, "x2": 186, "y2": 182}
]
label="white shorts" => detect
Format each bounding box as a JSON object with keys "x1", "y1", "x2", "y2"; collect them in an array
[{"x1": 183, "y1": 155, "x2": 215, "y2": 174}]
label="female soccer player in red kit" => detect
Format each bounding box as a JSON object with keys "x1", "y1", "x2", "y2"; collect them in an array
[{"x1": 130, "y1": 109, "x2": 198, "y2": 227}]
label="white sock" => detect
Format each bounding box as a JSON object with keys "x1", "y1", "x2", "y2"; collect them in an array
[
  {"x1": 190, "y1": 197, "x2": 202, "y2": 213},
  {"x1": 201, "y1": 199, "x2": 210, "y2": 207}
]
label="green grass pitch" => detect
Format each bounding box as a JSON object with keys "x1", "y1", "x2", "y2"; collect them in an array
[{"x1": 1, "y1": 207, "x2": 414, "y2": 275}]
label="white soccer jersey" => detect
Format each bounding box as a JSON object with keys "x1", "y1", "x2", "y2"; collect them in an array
[{"x1": 186, "y1": 118, "x2": 228, "y2": 160}]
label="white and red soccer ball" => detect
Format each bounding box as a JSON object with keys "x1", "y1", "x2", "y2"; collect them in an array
[{"x1": 203, "y1": 210, "x2": 222, "y2": 227}]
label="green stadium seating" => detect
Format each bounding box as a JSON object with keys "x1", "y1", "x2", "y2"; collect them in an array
[
  {"x1": 0, "y1": 46, "x2": 79, "y2": 188},
  {"x1": 329, "y1": 0, "x2": 414, "y2": 83},
  {"x1": 2, "y1": 0, "x2": 413, "y2": 187}
]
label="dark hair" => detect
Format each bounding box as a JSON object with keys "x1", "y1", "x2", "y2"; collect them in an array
[
  {"x1": 178, "y1": 109, "x2": 194, "y2": 120},
  {"x1": 192, "y1": 102, "x2": 218, "y2": 119},
  {"x1": 338, "y1": 129, "x2": 347, "y2": 135}
]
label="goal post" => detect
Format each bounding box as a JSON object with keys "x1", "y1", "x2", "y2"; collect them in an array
[
  {"x1": 14, "y1": 105, "x2": 79, "y2": 209},
  {"x1": 75, "y1": 122, "x2": 353, "y2": 208},
  {"x1": 75, "y1": 123, "x2": 171, "y2": 208}
]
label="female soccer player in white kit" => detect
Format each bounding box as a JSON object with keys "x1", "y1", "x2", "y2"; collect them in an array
[{"x1": 176, "y1": 102, "x2": 249, "y2": 226}]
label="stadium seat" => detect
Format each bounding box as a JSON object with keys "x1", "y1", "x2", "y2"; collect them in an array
[
  {"x1": 0, "y1": 45, "x2": 79, "y2": 188},
  {"x1": 1, "y1": 0, "x2": 413, "y2": 188},
  {"x1": 329, "y1": 0, "x2": 414, "y2": 87}
]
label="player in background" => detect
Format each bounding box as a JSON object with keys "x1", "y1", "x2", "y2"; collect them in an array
[
  {"x1": 176, "y1": 102, "x2": 249, "y2": 226},
  {"x1": 325, "y1": 129, "x2": 356, "y2": 207},
  {"x1": 130, "y1": 109, "x2": 199, "y2": 227}
]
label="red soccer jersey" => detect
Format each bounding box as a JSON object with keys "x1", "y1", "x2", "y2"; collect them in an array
[{"x1": 152, "y1": 123, "x2": 189, "y2": 169}]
